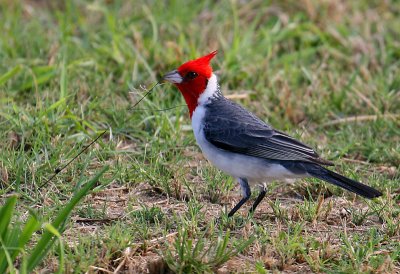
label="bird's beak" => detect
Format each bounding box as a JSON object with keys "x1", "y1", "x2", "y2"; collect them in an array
[{"x1": 162, "y1": 70, "x2": 183, "y2": 84}]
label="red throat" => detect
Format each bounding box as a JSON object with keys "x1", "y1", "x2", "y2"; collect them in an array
[
  {"x1": 175, "y1": 78, "x2": 208, "y2": 117},
  {"x1": 174, "y1": 51, "x2": 217, "y2": 118}
]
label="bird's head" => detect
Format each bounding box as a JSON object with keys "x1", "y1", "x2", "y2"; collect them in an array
[{"x1": 163, "y1": 50, "x2": 218, "y2": 118}]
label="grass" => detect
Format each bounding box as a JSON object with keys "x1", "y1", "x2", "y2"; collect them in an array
[
  {"x1": 0, "y1": 167, "x2": 108, "y2": 273},
  {"x1": 0, "y1": 0, "x2": 399, "y2": 272}
]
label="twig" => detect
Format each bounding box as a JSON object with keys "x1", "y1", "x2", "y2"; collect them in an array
[
  {"x1": 40, "y1": 82, "x2": 160, "y2": 189},
  {"x1": 128, "y1": 82, "x2": 160, "y2": 110},
  {"x1": 113, "y1": 257, "x2": 127, "y2": 274},
  {"x1": 76, "y1": 225, "x2": 98, "y2": 230},
  {"x1": 93, "y1": 197, "x2": 127, "y2": 203},
  {"x1": 321, "y1": 114, "x2": 399, "y2": 128},
  {"x1": 39, "y1": 130, "x2": 107, "y2": 189},
  {"x1": 352, "y1": 87, "x2": 380, "y2": 114},
  {"x1": 225, "y1": 93, "x2": 250, "y2": 99},
  {"x1": 152, "y1": 198, "x2": 170, "y2": 205},
  {"x1": 98, "y1": 187, "x2": 129, "y2": 192},
  {"x1": 88, "y1": 266, "x2": 113, "y2": 274},
  {"x1": 149, "y1": 231, "x2": 178, "y2": 244},
  {"x1": 75, "y1": 217, "x2": 121, "y2": 223},
  {"x1": 129, "y1": 105, "x2": 185, "y2": 112},
  {"x1": 342, "y1": 158, "x2": 370, "y2": 165}
]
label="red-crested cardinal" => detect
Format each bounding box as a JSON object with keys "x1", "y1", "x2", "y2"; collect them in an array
[{"x1": 163, "y1": 51, "x2": 382, "y2": 217}]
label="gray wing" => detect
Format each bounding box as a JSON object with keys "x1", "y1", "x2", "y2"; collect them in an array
[{"x1": 203, "y1": 97, "x2": 333, "y2": 166}]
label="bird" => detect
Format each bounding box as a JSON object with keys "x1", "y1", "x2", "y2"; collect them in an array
[{"x1": 162, "y1": 50, "x2": 382, "y2": 217}]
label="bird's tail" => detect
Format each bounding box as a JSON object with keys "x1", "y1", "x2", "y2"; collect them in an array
[{"x1": 307, "y1": 166, "x2": 382, "y2": 199}]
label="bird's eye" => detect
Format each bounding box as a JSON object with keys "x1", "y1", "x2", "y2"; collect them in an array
[{"x1": 186, "y1": 71, "x2": 198, "y2": 80}]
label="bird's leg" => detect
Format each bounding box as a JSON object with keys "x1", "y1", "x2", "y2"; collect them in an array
[
  {"x1": 249, "y1": 184, "x2": 267, "y2": 214},
  {"x1": 228, "y1": 178, "x2": 251, "y2": 217}
]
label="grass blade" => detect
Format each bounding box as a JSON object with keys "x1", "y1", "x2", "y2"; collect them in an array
[
  {"x1": 0, "y1": 65, "x2": 22, "y2": 86},
  {"x1": 0, "y1": 196, "x2": 18, "y2": 273},
  {"x1": 17, "y1": 215, "x2": 41, "y2": 253},
  {"x1": 26, "y1": 166, "x2": 108, "y2": 271},
  {"x1": 60, "y1": 53, "x2": 67, "y2": 99},
  {"x1": 43, "y1": 223, "x2": 64, "y2": 274},
  {"x1": 0, "y1": 196, "x2": 17, "y2": 240}
]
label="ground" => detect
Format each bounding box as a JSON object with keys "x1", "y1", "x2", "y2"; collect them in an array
[{"x1": 0, "y1": 0, "x2": 399, "y2": 273}]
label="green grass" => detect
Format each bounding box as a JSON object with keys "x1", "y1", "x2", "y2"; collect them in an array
[{"x1": 0, "y1": 0, "x2": 399, "y2": 272}]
